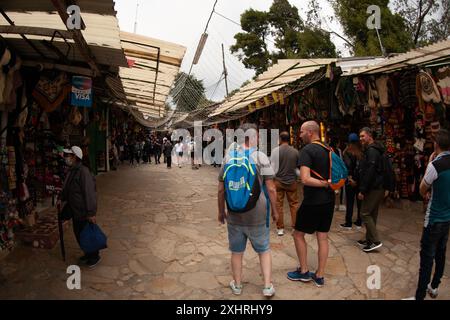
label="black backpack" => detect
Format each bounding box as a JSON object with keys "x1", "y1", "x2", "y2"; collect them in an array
[
  {"x1": 380, "y1": 153, "x2": 395, "y2": 192},
  {"x1": 369, "y1": 146, "x2": 395, "y2": 192}
]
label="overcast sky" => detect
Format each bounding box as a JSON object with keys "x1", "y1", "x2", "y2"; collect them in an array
[{"x1": 114, "y1": 0, "x2": 348, "y2": 102}]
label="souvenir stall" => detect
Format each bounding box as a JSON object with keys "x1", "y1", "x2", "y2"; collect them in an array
[
  {"x1": 109, "y1": 108, "x2": 130, "y2": 163},
  {"x1": 337, "y1": 66, "x2": 449, "y2": 200},
  {"x1": 0, "y1": 58, "x2": 112, "y2": 253},
  {"x1": 285, "y1": 82, "x2": 345, "y2": 150},
  {"x1": 284, "y1": 64, "x2": 450, "y2": 200},
  {"x1": 0, "y1": 44, "x2": 26, "y2": 253},
  {"x1": 225, "y1": 54, "x2": 450, "y2": 201}
]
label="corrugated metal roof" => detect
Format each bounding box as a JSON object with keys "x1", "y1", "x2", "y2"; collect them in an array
[
  {"x1": 0, "y1": 0, "x2": 118, "y2": 15},
  {"x1": 347, "y1": 39, "x2": 450, "y2": 75},
  {"x1": 209, "y1": 59, "x2": 335, "y2": 117},
  {"x1": 0, "y1": 4, "x2": 128, "y2": 69},
  {"x1": 209, "y1": 57, "x2": 388, "y2": 118},
  {"x1": 119, "y1": 31, "x2": 186, "y2": 119}
]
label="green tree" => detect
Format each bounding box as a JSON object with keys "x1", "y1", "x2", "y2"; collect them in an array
[
  {"x1": 394, "y1": 0, "x2": 450, "y2": 46},
  {"x1": 230, "y1": 9, "x2": 271, "y2": 75},
  {"x1": 231, "y1": 0, "x2": 337, "y2": 75},
  {"x1": 170, "y1": 72, "x2": 206, "y2": 112},
  {"x1": 329, "y1": 0, "x2": 413, "y2": 56},
  {"x1": 297, "y1": 28, "x2": 337, "y2": 58},
  {"x1": 268, "y1": 0, "x2": 303, "y2": 58}
]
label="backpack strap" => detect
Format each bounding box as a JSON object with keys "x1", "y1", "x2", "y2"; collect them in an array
[{"x1": 311, "y1": 141, "x2": 332, "y2": 181}]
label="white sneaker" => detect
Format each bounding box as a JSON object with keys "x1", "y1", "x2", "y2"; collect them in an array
[
  {"x1": 229, "y1": 280, "x2": 242, "y2": 295},
  {"x1": 263, "y1": 283, "x2": 275, "y2": 297},
  {"x1": 427, "y1": 283, "x2": 438, "y2": 299},
  {"x1": 277, "y1": 229, "x2": 284, "y2": 236}
]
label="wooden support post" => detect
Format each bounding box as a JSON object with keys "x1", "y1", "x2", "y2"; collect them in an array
[{"x1": 50, "y1": 0, "x2": 101, "y2": 76}]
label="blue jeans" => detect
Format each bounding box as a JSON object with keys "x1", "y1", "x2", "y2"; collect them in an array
[
  {"x1": 227, "y1": 223, "x2": 270, "y2": 254},
  {"x1": 415, "y1": 221, "x2": 450, "y2": 300}
]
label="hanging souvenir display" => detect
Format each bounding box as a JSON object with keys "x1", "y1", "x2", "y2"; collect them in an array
[
  {"x1": 375, "y1": 75, "x2": 391, "y2": 108},
  {"x1": 0, "y1": 191, "x2": 20, "y2": 251},
  {"x1": 436, "y1": 66, "x2": 450, "y2": 105},
  {"x1": 32, "y1": 72, "x2": 71, "y2": 113},
  {"x1": 3, "y1": 53, "x2": 22, "y2": 111},
  {"x1": 416, "y1": 70, "x2": 442, "y2": 113},
  {"x1": 0, "y1": 48, "x2": 12, "y2": 108},
  {"x1": 398, "y1": 70, "x2": 417, "y2": 109}
]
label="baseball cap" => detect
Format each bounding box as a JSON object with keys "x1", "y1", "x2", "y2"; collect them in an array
[
  {"x1": 63, "y1": 146, "x2": 83, "y2": 160},
  {"x1": 348, "y1": 133, "x2": 359, "y2": 143}
]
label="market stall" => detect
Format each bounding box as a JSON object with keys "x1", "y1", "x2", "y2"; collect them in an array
[{"x1": 0, "y1": 0, "x2": 129, "y2": 255}]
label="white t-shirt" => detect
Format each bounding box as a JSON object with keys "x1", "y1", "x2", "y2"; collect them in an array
[{"x1": 175, "y1": 143, "x2": 183, "y2": 153}]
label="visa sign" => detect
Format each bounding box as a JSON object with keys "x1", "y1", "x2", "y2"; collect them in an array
[{"x1": 71, "y1": 76, "x2": 93, "y2": 107}]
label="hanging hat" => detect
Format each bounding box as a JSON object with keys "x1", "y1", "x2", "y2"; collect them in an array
[
  {"x1": 418, "y1": 71, "x2": 441, "y2": 103},
  {"x1": 0, "y1": 48, "x2": 11, "y2": 66}
]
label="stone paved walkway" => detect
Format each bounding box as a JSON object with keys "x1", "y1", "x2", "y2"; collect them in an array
[{"x1": 0, "y1": 163, "x2": 449, "y2": 300}]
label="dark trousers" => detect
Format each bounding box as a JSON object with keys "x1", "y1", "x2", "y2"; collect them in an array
[
  {"x1": 155, "y1": 151, "x2": 161, "y2": 164},
  {"x1": 361, "y1": 189, "x2": 384, "y2": 243},
  {"x1": 73, "y1": 219, "x2": 100, "y2": 259},
  {"x1": 167, "y1": 156, "x2": 172, "y2": 168},
  {"x1": 345, "y1": 184, "x2": 362, "y2": 226},
  {"x1": 415, "y1": 221, "x2": 450, "y2": 300}
]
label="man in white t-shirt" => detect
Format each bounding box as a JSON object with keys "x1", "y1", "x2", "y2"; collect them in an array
[{"x1": 174, "y1": 138, "x2": 184, "y2": 168}]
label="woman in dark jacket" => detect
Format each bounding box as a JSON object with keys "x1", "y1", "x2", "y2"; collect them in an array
[{"x1": 341, "y1": 133, "x2": 363, "y2": 229}]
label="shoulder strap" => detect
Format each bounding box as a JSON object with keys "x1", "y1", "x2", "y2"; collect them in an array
[
  {"x1": 310, "y1": 141, "x2": 332, "y2": 181},
  {"x1": 312, "y1": 141, "x2": 332, "y2": 152}
]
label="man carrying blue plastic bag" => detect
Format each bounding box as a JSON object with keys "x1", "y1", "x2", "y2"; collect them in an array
[{"x1": 58, "y1": 146, "x2": 104, "y2": 268}]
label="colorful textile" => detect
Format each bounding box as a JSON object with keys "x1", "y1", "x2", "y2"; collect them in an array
[
  {"x1": 32, "y1": 73, "x2": 71, "y2": 113},
  {"x1": 436, "y1": 66, "x2": 450, "y2": 105}
]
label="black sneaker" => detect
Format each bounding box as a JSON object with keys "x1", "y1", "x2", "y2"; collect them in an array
[
  {"x1": 357, "y1": 240, "x2": 368, "y2": 247},
  {"x1": 340, "y1": 223, "x2": 352, "y2": 230},
  {"x1": 363, "y1": 242, "x2": 383, "y2": 252},
  {"x1": 354, "y1": 222, "x2": 362, "y2": 230},
  {"x1": 86, "y1": 256, "x2": 101, "y2": 268},
  {"x1": 311, "y1": 272, "x2": 325, "y2": 288}
]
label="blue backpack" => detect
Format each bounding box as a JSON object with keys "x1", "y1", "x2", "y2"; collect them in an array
[
  {"x1": 311, "y1": 142, "x2": 348, "y2": 190},
  {"x1": 223, "y1": 148, "x2": 261, "y2": 213}
]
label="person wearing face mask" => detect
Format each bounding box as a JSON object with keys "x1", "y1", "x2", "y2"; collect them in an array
[{"x1": 58, "y1": 146, "x2": 100, "y2": 268}]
